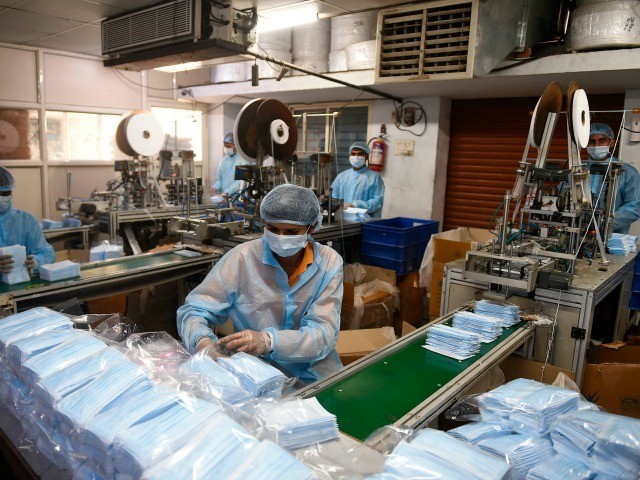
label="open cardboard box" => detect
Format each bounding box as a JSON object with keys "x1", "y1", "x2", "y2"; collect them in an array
[
  {"x1": 336, "y1": 326, "x2": 396, "y2": 366},
  {"x1": 342, "y1": 264, "x2": 396, "y2": 330},
  {"x1": 582, "y1": 341, "x2": 640, "y2": 418},
  {"x1": 500, "y1": 357, "x2": 575, "y2": 384},
  {"x1": 54, "y1": 248, "x2": 90, "y2": 263}
]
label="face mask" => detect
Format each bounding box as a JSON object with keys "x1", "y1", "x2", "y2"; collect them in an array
[
  {"x1": 349, "y1": 156, "x2": 366, "y2": 168},
  {"x1": 263, "y1": 227, "x2": 309, "y2": 257},
  {"x1": 587, "y1": 146, "x2": 610, "y2": 160},
  {"x1": 0, "y1": 196, "x2": 11, "y2": 213},
  {"x1": 224, "y1": 148, "x2": 235, "y2": 156}
]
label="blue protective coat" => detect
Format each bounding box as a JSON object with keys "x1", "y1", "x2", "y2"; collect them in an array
[
  {"x1": 213, "y1": 152, "x2": 249, "y2": 195},
  {"x1": 589, "y1": 158, "x2": 640, "y2": 234},
  {"x1": 0, "y1": 206, "x2": 55, "y2": 270},
  {"x1": 331, "y1": 166, "x2": 385, "y2": 217},
  {"x1": 177, "y1": 237, "x2": 343, "y2": 384}
]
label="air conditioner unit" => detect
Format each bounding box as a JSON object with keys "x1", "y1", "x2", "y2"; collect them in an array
[
  {"x1": 102, "y1": 0, "x2": 256, "y2": 71},
  {"x1": 375, "y1": 0, "x2": 561, "y2": 82}
]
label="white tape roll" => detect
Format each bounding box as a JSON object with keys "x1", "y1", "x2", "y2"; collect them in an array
[
  {"x1": 270, "y1": 119, "x2": 289, "y2": 145},
  {"x1": 572, "y1": 89, "x2": 590, "y2": 149},
  {"x1": 124, "y1": 112, "x2": 165, "y2": 157},
  {"x1": 528, "y1": 98, "x2": 541, "y2": 148}
]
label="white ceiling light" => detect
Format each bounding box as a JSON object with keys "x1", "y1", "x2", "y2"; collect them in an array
[{"x1": 257, "y1": 3, "x2": 319, "y2": 33}]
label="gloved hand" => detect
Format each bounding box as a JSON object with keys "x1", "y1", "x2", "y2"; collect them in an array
[
  {"x1": 217, "y1": 330, "x2": 269, "y2": 356},
  {"x1": 0, "y1": 254, "x2": 14, "y2": 273},
  {"x1": 343, "y1": 202, "x2": 355, "y2": 209},
  {"x1": 25, "y1": 255, "x2": 38, "y2": 273}
]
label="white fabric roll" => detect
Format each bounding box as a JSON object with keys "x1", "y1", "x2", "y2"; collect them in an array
[
  {"x1": 567, "y1": 1, "x2": 640, "y2": 51},
  {"x1": 256, "y1": 29, "x2": 292, "y2": 52},
  {"x1": 346, "y1": 40, "x2": 377, "y2": 70},
  {"x1": 211, "y1": 62, "x2": 248, "y2": 83},
  {"x1": 291, "y1": 56, "x2": 328, "y2": 75},
  {"x1": 329, "y1": 50, "x2": 347, "y2": 72},
  {"x1": 331, "y1": 11, "x2": 378, "y2": 52},
  {"x1": 292, "y1": 19, "x2": 330, "y2": 59}
]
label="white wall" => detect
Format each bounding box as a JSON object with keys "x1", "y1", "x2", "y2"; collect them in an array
[{"x1": 374, "y1": 96, "x2": 451, "y2": 227}]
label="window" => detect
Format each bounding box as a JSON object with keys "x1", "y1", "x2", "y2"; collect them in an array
[
  {"x1": 151, "y1": 107, "x2": 203, "y2": 162},
  {"x1": 45, "y1": 111, "x2": 122, "y2": 161},
  {"x1": 0, "y1": 108, "x2": 40, "y2": 160}
]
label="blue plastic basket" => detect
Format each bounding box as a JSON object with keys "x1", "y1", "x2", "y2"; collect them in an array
[
  {"x1": 361, "y1": 253, "x2": 424, "y2": 276},
  {"x1": 362, "y1": 218, "x2": 439, "y2": 248},
  {"x1": 636, "y1": 254, "x2": 640, "y2": 273},
  {"x1": 631, "y1": 292, "x2": 640, "y2": 311},
  {"x1": 633, "y1": 273, "x2": 640, "y2": 292},
  {"x1": 361, "y1": 240, "x2": 428, "y2": 262}
]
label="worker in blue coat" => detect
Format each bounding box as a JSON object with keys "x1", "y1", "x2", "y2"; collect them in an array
[
  {"x1": 587, "y1": 123, "x2": 640, "y2": 234},
  {"x1": 0, "y1": 167, "x2": 54, "y2": 274},
  {"x1": 177, "y1": 184, "x2": 343, "y2": 384},
  {"x1": 331, "y1": 141, "x2": 385, "y2": 218},
  {"x1": 211, "y1": 132, "x2": 249, "y2": 198}
]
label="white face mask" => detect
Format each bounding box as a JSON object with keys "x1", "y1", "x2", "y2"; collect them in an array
[
  {"x1": 0, "y1": 195, "x2": 11, "y2": 213},
  {"x1": 263, "y1": 227, "x2": 309, "y2": 257},
  {"x1": 587, "y1": 146, "x2": 610, "y2": 161},
  {"x1": 349, "y1": 156, "x2": 366, "y2": 168},
  {"x1": 224, "y1": 147, "x2": 235, "y2": 156}
]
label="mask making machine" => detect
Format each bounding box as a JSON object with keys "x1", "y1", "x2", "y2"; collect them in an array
[{"x1": 463, "y1": 82, "x2": 621, "y2": 293}]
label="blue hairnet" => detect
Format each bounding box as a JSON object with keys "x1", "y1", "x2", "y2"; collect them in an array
[
  {"x1": 223, "y1": 131, "x2": 234, "y2": 144},
  {"x1": 590, "y1": 123, "x2": 614, "y2": 140},
  {"x1": 349, "y1": 141, "x2": 370, "y2": 155},
  {"x1": 0, "y1": 166, "x2": 15, "y2": 191},
  {"x1": 260, "y1": 184, "x2": 322, "y2": 228}
]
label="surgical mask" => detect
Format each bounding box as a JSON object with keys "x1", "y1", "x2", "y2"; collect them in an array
[
  {"x1": 263, "y1": 227, "x2": 309, "y2": 257},
  {"x1": 224, "y1": 148, "x2": 235, "y2": 156},
  {"x1": 587, "y1": 146, "x2": 610, "y2": 160},
  {"x1": 349, "y1": 156, "x2": 366, "y2": 168},
  {"x1": 0, "y1": 196, "x2": 11, "y2": 213}
]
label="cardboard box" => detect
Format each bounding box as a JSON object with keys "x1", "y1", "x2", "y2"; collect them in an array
[
  {"x1": 336, "y1": 327, "x2": 396, "y2": 365},
  {"x1": 54, "y1": 248, "x2": 90, "y2": 263},
  {"x1": 500, "y1": 357, "x2": 575, "y2": 384},
  {"x1": 429, "y1": 228, "x2": 496, "y2": 319},
  {"x1": 582, "y1": 342, "x2": 640, "y2": 418},
  {"x1": 401, "y1": 321, "x2": 417, "y2": 337},
  {"x1": 396, "y1": 271, "x2": 426, "y2": 328},
  {"x1": 342, "y1": 264, "x2": 396, "y2": 330}
]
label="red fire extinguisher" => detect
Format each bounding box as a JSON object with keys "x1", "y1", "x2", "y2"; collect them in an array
[{"x1": 369, "y1": 135, "x2": 386, "y2": 172}]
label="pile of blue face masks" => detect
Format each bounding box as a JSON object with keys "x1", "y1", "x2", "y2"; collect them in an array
[
  {"x1": 607, "y1": 233, "x2": 638, "y2": 256},
  {"x1": 179, "y1": 354, "x2": 252, "y2": 405},
  {"x1": 39, "y1": 260, "x2": 81, "y2": 282},
  {"x1": 42, "y1": 219, "x2": 63, "y2": 229},
  {"x1": 477, "y1": 378, "x2": 580, "y2": 435},
  {"x1": 452, "y1": 311, "x2": 503, "y2": 343},
  {"x1": 62, "y1": 215, "x2": 82, "y2": 228},
  {"x1": 385, "y1": 441, "x2": 473, "y2": 479},
  {"x1": 525, "y1": 455, "x2": 593, "y2": 480},
  {"x1": 5, "y1": 328, "x2": 79, "y2": 375},
  {"x1": 218, "y1": 352, "x2": 286, "y2": 398},
  {"x1": 550, "y1": 410, "x2": 640, "y2": 479},
  {"x1": 423, "y1": 324, "x2": 481, "y2": 360},
  {"x1": 256, "y1": 397, "x2": 339, "y2": 449},
  {"x1": 0, "y1": 307, "x2": 73, "y2": 354},
  {"x1": 475, "y1": 300, "x2": 520, "y2": 327},
  {"x1": 90, "y1": 243, "x2": 123, "y2": 261},
  {"x1": 477, "y1": 433, "x2": 555, "y2": 478},
  {"x1": 449, "y1": 421, "x2": 514, "y2": 444},
  {"x1": 110, "y1": 398, "x2": 223, "y2": 479},
  {"x1": 0, "y1": 244, "x2": 30, "y2": 285}
]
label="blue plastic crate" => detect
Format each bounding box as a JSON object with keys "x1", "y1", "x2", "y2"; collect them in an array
[
  {"x1": 361, "y1": 240, "x2": 428, "y2": 262},
  {"x1": 631, "y1": 292, "x2": 640, "y2": 311},
  {"x1": 361, "y1": 252, "x2": 423, "y2": 276},
  {"x1": 362, "y1": 218, "x2": 439, "y2": 248},
  {"x1": 634, "y1": 273, "x2": 640, "y2": 292},
  {"x1": 636, "y1": 253, "x2": 640, "y2": 273}
]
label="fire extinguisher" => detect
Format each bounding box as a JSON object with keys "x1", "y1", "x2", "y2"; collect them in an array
[{"x1": 369, "y1": 134, "x2": 386, "y2": 172}]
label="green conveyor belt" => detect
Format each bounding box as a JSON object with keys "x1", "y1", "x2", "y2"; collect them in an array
[
  {"x1": 0, "y1": 252, "x2": 193, "y2": 294},
  {"x1": 315, "y1": 321, "x2": 525, "y2": 441}
]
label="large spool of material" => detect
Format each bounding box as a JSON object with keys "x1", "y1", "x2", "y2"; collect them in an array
[
  {"x1": 346, "y1": 40, "x2": 377, "y2": 70},
  {"x1": 256, "y1": 29, "x2": 292, "y2": 52},
  {"x1": 330, "y1": 11, "x2": 378, "y2": 52},
  {"x1": 567, "y1": 1, "x2": 640, "y2": 51},
  {"x1": 292, "y1": 19, "x2": 330, "y2": 75},
  {"x1": 571, "y1": 89, "x2": 591, "y2": 149},
  {"x1": 116, "y1": 110, "x2": 164, "y2": 157},
  {"x1": 211, "y1": 62, "x2": 248, "y2": 83},
  {"x1": 527, "y1": 82, "x2": 563, "y2": 148},
  {"x1": 329, "y1": 50, "x2": 347, "y2": 72}
]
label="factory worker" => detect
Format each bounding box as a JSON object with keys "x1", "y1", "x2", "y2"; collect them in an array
[
  {"x1": 331, "y1": 141, "x2": 385, "y2": 218},
  {"x1": 0, "y1": 166, "x2": 55, "y2": 274},
  {"x1": 587, "y1": 123, "x2": 640, "y2": 234},
  {"x1": 210, "y1": 131, "x2": 249, "y2": 198},
  {"x1": 177, "y1": 183, "x2": 343, "y2": 384}
]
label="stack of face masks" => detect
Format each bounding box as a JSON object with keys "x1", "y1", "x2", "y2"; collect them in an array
[
  {"x1": 256, "y1": 397, "x2": 339, "y2": 449},
  {"x1": 475, "y1": 300, "x2": 520, "y2": 327},
  {"x1": 525, "y1": 455, "x2": 593, "y2": 480},
  {"x1": 42, "y1": 219, "x2": 63, "y2": 229},
  {"x1": 550, "y1": 410, "x2": 640, "y2": 479},
  {"x1": 217, "y1": 352, "x2": 286, "y2": 398},
  {"x1": 223, "y1": 440, "x2": 317, "y2": 480},
  {"x1": 385, "y1": 441, "x2": 474, "y2": 479},
  {"x1": 39, "y1": 260, "x2": 81, "y2": 282},
  {"x1": 179, "y1": 355, "x2": 252, "y2": 405},
  {"x1": 477, "y1": 379, "x2": 581, "y2": 435},
  {"x1": 423, "y1": 324, "x2": 481, "y2": 360},
  {"x1": 90, "y1": 242, "x2": 123, "y2": 261},
  {"x1": 0, "y1": 307, "x2": 73, "y2": 354},
  {"x1": 477, "y1": 434, "x2": 555, "y2": 478},
  {"x1": 0, "y1": 244, "x2": 30, "y2": 284},
  {"x1": 110, "y1": 398, "x2": 223, "y2": 479},
  {"x1": 449, "y1": 421, "x2": 514, "y2": 444},
  {"x1": 452, "y1": 311, "x2": 503, "y2": 343},
  {"x1": 5, "y1": 328, "x2": 79, "y2": 375},
  {"x1": 607, "y1": 233, "x2": 638, "y2": 256},
  {"x1": 62, "y1": 215, "x2": 82, "y2": 228}
]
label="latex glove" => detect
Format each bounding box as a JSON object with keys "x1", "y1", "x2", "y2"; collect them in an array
[
  {"x1": 196, "y1": 336, "x2": 222, "y2": 360},
  {"x1": 217, "y1": 330, "x2": 269, "y2": 356},
  {"x1": 0, "y1": 254, "x2": 14, "y2": 273},
  {"x1": 25, "y1": 255, "x2": 38, "y2": 273},
  {"x1": 343, "y1": 202, "x2": 355, "y2": 209}
]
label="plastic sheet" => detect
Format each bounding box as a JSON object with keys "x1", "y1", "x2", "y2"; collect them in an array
[
  {"x1": 217, "y1": 352, "x2": 287, "y2": 398},
  {"x1": 567, "y1": 1, "x2": 640, "y2": 51},
  {"x1": 89, "y1": 313, "x2": 139, "y2": 344},
  {"x1": 118, "y1": 332, "x2": 191, "y2": 377},
  {"x1": 330, "y1": 11, "x2": 378, "y2": 52},
  {"x1": 448, "y1": 421, "x2": 513, "y2": 444},
  {"x1": 255, "y1": 397, "x2": 339, "y2": 449},
  {"x1": 385, "y1": 441, "x2": 477, "y2": 479},
  {"x1": 0, "y1": 244, "x2": 29, "y2": 284},
  {"x1": 227, "y1": 440, "x2": 316, "y2": 480},
  {"x1": 525, "y1": 455, "x2": 593, "y2": 480},
  {"x1": 477, "y1": 434, "x2": 555, "y2": 478}
]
